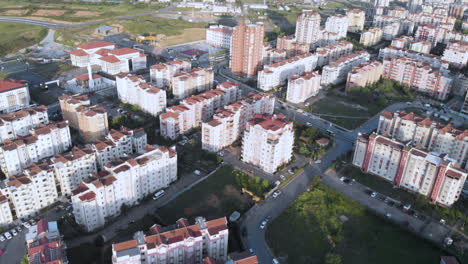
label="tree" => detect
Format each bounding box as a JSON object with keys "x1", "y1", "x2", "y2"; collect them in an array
[
  {"x1": 120, "y1": 203, "x2": 129, "y2": 215},
  {"x1": 261, "y1": 179, "x2": 270, "y2": 192},
  {"x1": 21, "y1": 254, "x2": 28, "y2": 264},
  {"x1": 0, "y1": 72, "x2": 7, "y2": 80},
  {"x1": 325, "y1": 253, "x2": 342, "y2": 264}
]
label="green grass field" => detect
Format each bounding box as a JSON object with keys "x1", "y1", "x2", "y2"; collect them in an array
[
  {"x1": 0, "y1": 22, "x2": 47, "y2": 56},
  {"x1": 157, "y1": 166, "x2": 254, "y2": 224},
  {"x1": 266, "y1": 180, "x2": 449, "y2": 264}
]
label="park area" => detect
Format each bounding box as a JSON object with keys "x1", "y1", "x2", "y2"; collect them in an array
[
  {"x1": 308, "y1": 79, "x2": 415, "y2": 129},
  {"x1": 266, "y1": 179, "x2": 454, "y2": 264}
]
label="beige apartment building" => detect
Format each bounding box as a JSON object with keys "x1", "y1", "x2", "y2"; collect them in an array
[
  {"x1": 295, "y1": 10, "x2": 321, "y2": 46},
  {"x1": 360, "y1": 28, "x2": 383, "y2": 47},
  {"x1": 229, "y1": 21, "x2": 264, "y2": 77},
  {"x1": 172, "y1": 67, "x2": 214, "y2": 99},
  {"x1": 286, "y1": 71, "x2": 322, "y2": 104},
  {"x1": 276, "y1": 36, "x2": 309, "y2": 57},
  {"x1": 150, "y1": 59, "x2": 191, "y2": 88},
  {"x1": 347, "y1": 9, "x2": 365, "y2": 32},
  {"x1": 345, "y1": 61, "x2": 383, "y2": 91},
  {"x1": 316, "y1": 41, "x2": 354, "y2": 67}
]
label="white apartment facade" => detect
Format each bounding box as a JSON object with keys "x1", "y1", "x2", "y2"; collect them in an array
[
  {"x1": 316, "y1": 41, "x2": 354, "y2": 67},
  {"x1": 172, "y1": 68, "x2": 214, "y2": 99},
  {"x1": 442, "y1": 41, "x2": 468, "y2": 68},
  {"x1": 0, "y1": 192, "x2": 12, "y2": 227},
  {"x1": 0, "y1": 121, "x2": 72, "y2": 177},
  {"x1": 325, "y1": 15, "x2": 348, "y2": 39},
  {"x1": 150, "y1": 60, "x2": 191, "y2": 88},
  {"x1": 295, "y1": 10, "x2": 321, "y2": 45},
  {"x1": 116, "y1": 74, "x2": 167, "y2": 116},
  {"x1": 241, "y1": 114, "x2": 294, "y2": 173},
  {"x1": 112, "y1": 217, "x2": 229, "y2": 264},
  {"x1": 202, "y1": 93, "x2": 275, "y2": 152},
  {"x1": 321, "y1": 51, "x2": 370, "y2": 86},
  {"x1": 206, "y1": 25, "x2": 233, "y2": 49},
  {"x1": 0, "y1": 105, "x2": 48, "y2": 144},
  {"x1": 345, "y1": 61, "x2": 383, "y2": 91},
  {"x1": 286, "y1": 71, "x2": 322, "y2": 104},
  {"x1": 257, "y1": 53, "x2": 318, "y2": 91},
  {"x1": 360, "y1": 28, "x2": 383, "y2": 47},
  {"x1": 0, "y1": 80, "x2": 30, "y2": 114},
  {"x1": 72, "y1": 145, "x2": 177, "y2": 231},
  {"x1": 346, "y1": 9, "x2": 365, "y2": 32}
]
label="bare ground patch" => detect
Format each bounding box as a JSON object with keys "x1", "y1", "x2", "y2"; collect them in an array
[
  {"x1": 33, "y1": 9, "x2": 66, "y2": 16},
  {"x1": 1, "y1": 9, "x2": 27, "y2": 15},
  {"x1": 71, "y1": 11, "x2": 101, "y2": 17}
]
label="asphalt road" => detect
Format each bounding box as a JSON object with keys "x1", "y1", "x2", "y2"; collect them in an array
[{"x1": 0, "y1": 4, "x2": 175, "y2": 28}]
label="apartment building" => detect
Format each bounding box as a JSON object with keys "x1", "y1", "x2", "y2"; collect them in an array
[
  {"x1": 377, "y1": 111, "x2": 468, "y2": 166},
  {"x1": 70, "y1": 41, "x2": 147, "y2": 75},
  {"x1": 116, "y1": 74, "x2": 167, "y2": 116},
  {"x1": 383, "y1": 57, "x2": 452, "y2": 100},
  {"x1": 360, "y1": 28, "x2": 383, "y2": 47},
  {"x1": 391, "y1": 36, "x2": 414, "y2": 49},
  {"x1": 407, "y1": 12, "x2": 456, "y2": 29},
  {"x1": 91, "y1": 128, "x2": 148, "y2": 168},
  {"x1": 202, "y1": 93, "x2": 275, "y2": 152},
  {"x1": 72, "y1": 145, "x2": 177, "y2": 231},
  {"x1": 59, "y1": 94, "x2": 109, "y2": 143},
  {"x1": 0, "y1": 105, "x2": 48, "y2": 144},
  {"x1": 346, "y1": 9, "x2": 365, "y2": 32},
  {"x1": 0, "y1": 80, "x2": 30, "y2": 114},
  {"x1": 345, "y1": 61, "x2": 383, "y2": 92},
  {"x1": 316, "y1": 30, "x2": 340, "y2": 48},
  {"x1": 409, "y1": 40, "x2": 432, "y2": 54},
  {"x1": 172, "y1": 67, "x2": 214, "y2": 99},
  {"x1": 415, "y1": 24, "x2": 447, "y2": 47},
  {"x1": 262, "y1": 45, "x2": 287, "y2": 65},
  {"x1": 276, "y1": 36, "x2": 309, "y2": 57},
  {"x1": 0, "y1": 192, "x2": 12, "y2": 227},
  {"x1": 442, "y1": 41, "x2": 468, "y2": 68},
  {"x1": 2, "y1": 163, "x2": 58, "y2": 219},
  {"x1": 112, "y1": 217, "x2": 228, "y2": 264},
  {"x1": 160, "y1": 81, "x2": 240, "y2": 140},
  {"x1": 242, "y1": 114, "x2": 294, "y2": 173},
  {"x1": 321, "y1": 51, "x2": 370, "y2": 86},
  {"x1": 257, "y1": 53, "x2": 318, "y2": 91},
  {"x1": 382, "y1": 22, "x2": 401, "y2": 40},
  {"x1": 286, "y1": 71, "x2": 322, "y2": 104},
  {"x1": 50, "y1": 146, "x2": 98, "y2": 197},
  {"x1": 295, "y1": 10, "x2": 321, "y2": 46},
  {"x1": 26, "y1": 220, "x2": 67, "y2": 264},
  {"x1": 325, "y1": 15, "x2": 348, "y2": 39},
  {"x1": 150, "y1": 60, "x2": 191, "y2": 88},
  {"x1": 374, "y1": 0, "x2": 389, "y2": 7},
  {"x1": 316, "y1": 41, "x2": 354, "y2": 67},
  {"x1": 206, "y1": 25, "x2": 233, "y2": 49},
  {"x1": 229, "y1": 21, "x2": 264, "y2": 77},
  {"x1": 379, "y1": 46, "x2": 446, "y2": 70},
  {"x1": 352, "y1": 133, "x2": 467, "y2": 207},
  {"x1": 0, "y1": 121, "x2": 71, "y2": 177}
]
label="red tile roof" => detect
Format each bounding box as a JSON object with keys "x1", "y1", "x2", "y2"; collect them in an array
[
  {"x1": 0, "y1": 80, "x2": 26, "y2": 92},
  {"x1": 75, "y1": 73, "x2": 102, "y2": 81},
  {"x1": 109, "y1": 47, "x2": 140, "y2": 56},
  {"x1": 69, "y1": 49, "x2": 88, "y2": 56},
  {"x1": 99, "y1": 55, "x2": 120, "y2": 63}
]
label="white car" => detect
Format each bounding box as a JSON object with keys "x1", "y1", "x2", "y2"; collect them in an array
[
  {"x1": 4, "y1": 232, "x2": 11, "y2": 240},
  {"x1": 272, "y1": 191, "x2": 281, "y2": 198},
  {"x1": 11, "y1": 230, "x2": 17, "y2": 236},
  {"x1": 370, "y1": 192, "x2": 377, "y2": 198},
  {"x1": 280, "y1": 175, "x2": 286, "y2": 181},
  {"x1": 153, "y1": 190, "x2": 166, "y2": 200},
  {"x1": 306, "y1": 122, "x2": 312, "y2": 126},
  {"x1": 259, "y1": 220, "x2": 267, "y2": 229},
  {"x1": 0, "y1": 235, "x2": 5, "y2": 242},
  {"x1": 23, "y1": 222, "x2": 31, "y2": 229}
]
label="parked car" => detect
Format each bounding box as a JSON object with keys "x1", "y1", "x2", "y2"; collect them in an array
[
  {"x1": 403, "y1": 204, "x2": 412, "y2": 212},
  {"x1": 260, "y1": 220, "x2": 267, "y2": 229},
  {"x1": 370, "y1": 192, "x2": 377, "y2": 198},
  {"x1": 0, "y1": 235, "x2": 5, "y2": 242},
  {"x1": 249, "y1": 248, "x2": 254, "y2": 255},
  {"x1": 272, "y1": 258, "x2": 280, "y2": 264},
  {"x1": 153, "y1": 190, "x2": 166, "y2": 200},
  {"x1": 272, "y1": 191, "x2": 281, "y2": 198},
  {"x1": 15, "y1": 226, "x2": 21, "y2": 232},
  {"x1": 306, "y1": 122, "x2": 312, "y2": 126},
  {"x1": 11, "y1": 230, "x2": 17, "y2": 236},
  {"x1": 3, "y1": 232, "x2": 11, "y2": 240},
  {"x1": 23, "y1": 222, "x2": 31, "y2": 229},
  {"x1": 280, "y1": 175, "x2": 286, "y2": 181}
]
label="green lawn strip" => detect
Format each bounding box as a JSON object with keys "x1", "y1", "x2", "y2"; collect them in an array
[
  {"x1": 266, "y1": 180, "x2": 448, "y2": 264},
  {"x1": 157, "y1": 165, "x2": 254, "y2": 224}
]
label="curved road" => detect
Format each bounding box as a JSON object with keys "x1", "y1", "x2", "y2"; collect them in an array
[{"x1": 0, "y1": 4, "x2": 175, "y2": 28}]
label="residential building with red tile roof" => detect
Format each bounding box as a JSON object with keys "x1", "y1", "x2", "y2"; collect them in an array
[
  {"x1": 242, "y1": 114, "x2": 294, "y2": 173},
  {"x1": 345, "y1": 61, "x2": 383, "y2": 92},
  {"x1": 206, "y1": 25, "x2": 233, "y2": 49},
  {"x1": 112, "y1": 216, "x2": 228, "y2": 264},
  {"x1": 287, "y1": 71, "x2": 322, "y2": 104},
  {"x1": 25, "y1": 220, "x2": 67, "y2": 264},
  {"x1": 230, "y1": 22, "x2": 264, "y2": 77},
  {"x1": 116, "y1": 74, "x2": 166, "y2": 116},
  {"x1": 150, "y1": 59, "x2": 191, "y2": 88},
  {"x1": 321, "y1": 51, "x2": 370, "y2": 86},
  {"x1": 172, "y1": 67, "x2": 214, "y2": 99},
  {"x1": 0, "y1": 105, "x2": 48, "y2": 144},
  {"x1": 71, "y1": 145, "x2": 177, "y2": 232},
  {"x1": 0, "y1": 80, "x2": 30, "y2": 114},
  {"x1": 316, "y1": 40, "x2": 353, "y2": 67}
]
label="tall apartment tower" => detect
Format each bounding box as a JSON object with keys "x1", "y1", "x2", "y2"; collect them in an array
[
  {"x1": 229, "y1": 21, "x2": 265, "y2": 77},
  {"x1": 295, "y1": 11, "x2": 321, "y2": 45}
]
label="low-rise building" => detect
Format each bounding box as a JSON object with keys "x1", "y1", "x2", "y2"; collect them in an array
[
  {"x1": 383, "y1": 57, "x2": 452, "y2": 100},
  {"x1": 26, "y1": 220, "x2": 67, "y2": 264},
  {"x1": 202, "y1": 93, "x2": 275, "y2": 152},
  {"x1": 257, "y1": 53, "x2": 317, "y2": 91},
  {"x1": 172, "y1": 68, "x2": 214, "y2": 99},
  {"x1": 345, "y1": 61, "x2": 383, "y2": 92},
  {"x1": 321, "y1": 51, "x2": 370, "y2": 86},
  {"x1": 65, "y1": 70, "x2": 115, "y2": 94},
  {"x1": 70, "y1": 41, "x2": 147, "y2": 75},
  {"x1": 241, "y1": 114, "x2": 294, "y2": 173},
  {"x1": 0, "y1": 80, "x2": 30, "y2": 114},
  {"x1": 360, "y1": 28, "x2": 383, "y2": 47},
  {"x1": 286, "y1": 71, "x2": 322, "y2": 104},
  {"x1": 150, "y1": 60, "x2": 191, "y2": 88},
  {"x1": 206, "y1": 25, "x2": 233, "y2": 49},
  {"x1": 116, "y1": 74, "x2": 167, "y2": 116},
  {"x1": 0, "y1": 105, "x2": 48, "y2": 144},
  {"x1": 72, "y1": 145, "x2": 177, "y2": 232},
  {"x1": 0, "y1": 121, "x2": 71, "y2": 177},
  {"x1": 352, "y1": 133, "x2": 467, "y2": 207},
  {"x1": 442, "y1": 41, "x2": 468, "y2": 68},
  {"x1": 112, "y1": 217, "x2": 228, "y2": 264}
]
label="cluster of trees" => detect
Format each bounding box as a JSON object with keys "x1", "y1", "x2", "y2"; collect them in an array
[
  {"x1": 295, "y1": 125, "x2": 329, "y2": 158},
  {"x1": 234, "y1": 170, "x2": 271, "y2": 197},
  {"x1": 110, "y1": 115, "x2": 146, "y2": 130},
  {"x1": 348, "y1": 79, "x2": 414, "y2": 106}
]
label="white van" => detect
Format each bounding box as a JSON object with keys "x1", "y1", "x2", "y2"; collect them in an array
[{"x1": 153, "y1": 190, "x2": 166, "y2": 200}]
